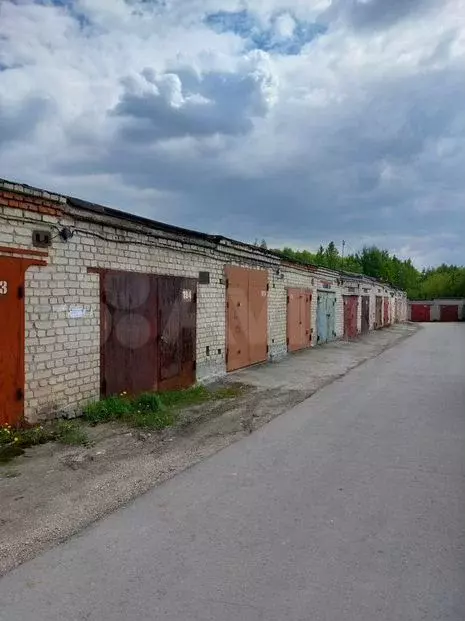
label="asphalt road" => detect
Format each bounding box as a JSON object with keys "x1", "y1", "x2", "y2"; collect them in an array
[{"x1": 1, "y1": 324, "x2": 464, "y2": 621}]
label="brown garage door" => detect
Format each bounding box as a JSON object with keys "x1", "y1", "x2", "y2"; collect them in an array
[
  {"x1": 101, "y1": 270, "x2": 197, "y2": 397},
  {"x1": 158, "y1": 276, "x2": 197, "y2": 391},
  {"x1": 343, "y1": 295, "x2": 359, "y2": 339},
  {"x1": 225, "y1": 266, "x2": 268, "y2": 372},
  {"x1": 287, "y1": 288, "x2": 312, "y2": 352}
]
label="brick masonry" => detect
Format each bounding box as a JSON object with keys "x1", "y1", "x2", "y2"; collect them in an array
[{"x1": 0, "y1": 179, "x2": 408, "y2": 422}]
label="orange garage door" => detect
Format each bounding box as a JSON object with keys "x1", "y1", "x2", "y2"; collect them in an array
[
  {"x1": 225, "y1": 266, "x2": 268, "y2": 372},
  {"x1": 287, "y1": 288, "x2": 312, "y2": 352}
]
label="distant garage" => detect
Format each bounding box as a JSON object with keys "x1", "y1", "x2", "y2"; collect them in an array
[
  {"x1": 410, "y1": 303, "x2": 431, "y2": 322},
  {"x1": 409, "y1": 299, "x2": 465, "y2": 322},
  {"x1": 440, "y1": 305, "x2": 459, "y2": 322}
]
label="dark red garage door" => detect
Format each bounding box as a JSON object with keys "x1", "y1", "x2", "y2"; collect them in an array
[
  {"x1": 410, "y1": 304, "x2": 431, "y2": 322},
  {"x1": 440, "y1": 305, "x2": 459, "y2": 322}
]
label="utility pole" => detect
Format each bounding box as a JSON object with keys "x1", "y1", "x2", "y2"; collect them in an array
[{"x1": 341, "y1": 240, "x2": 346, "y2": 270}]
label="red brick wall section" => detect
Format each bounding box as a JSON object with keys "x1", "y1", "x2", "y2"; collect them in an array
[{"x1": 0, "y1": 180, "x2": 65, "y2": 217}]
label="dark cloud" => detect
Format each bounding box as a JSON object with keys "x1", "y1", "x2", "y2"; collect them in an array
[
  {"x1": 111, "y1": 62, "x2": 274, "y2": 142},
  {"x1": 0, "y1": 96, "x2": 51, "y2": 145},
  {"x1": 1, "y1": 0, "x2": 464, "y2": 266},
  {"x1": 55, "y1": 55, "x2": 465, "y2": 263}
]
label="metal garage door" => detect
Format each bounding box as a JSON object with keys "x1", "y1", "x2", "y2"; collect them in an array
[
  {"x1": 287, "y1": 288, "x2": 312, "y2": 352},
  {"x1": 100, "y1": 271, "x2": 197, "y2": 397},
  {"x1": 343, "y1": 295, "x2": 359, "y2": 340},
  {"x1": 0, "y1": 256, "x2": 45, "y2": 426},
  {"x1": 440, "y1": 305, "x2": 458, "y2": 322},
  {"x1": 411, "y1": 304, "x2": 431, "y2": 322},
  {"x1": 158, "y1": 276, "x2": 197, "y2": 391},
  {"x1": 383, "y1": 297, "x2": 390, "y2": 326},
  {"x1": 375, "y1": 296, "x2": 383, "y2": 329},
  {"x1": 361, "y1": 296, "x2": 370, "y2": 333},
  {"x1": 225, "y1": 266, "x2": 268, "y2": 372},
  {"x1": 317, "y1": 291, "x2": 336, "y2": 345}
]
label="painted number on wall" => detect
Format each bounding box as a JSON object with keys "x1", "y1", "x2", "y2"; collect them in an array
[{"x1": 0, "y1": 281, "x2": 7, "y2": 295}]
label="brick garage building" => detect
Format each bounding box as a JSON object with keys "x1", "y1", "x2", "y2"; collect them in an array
[{"x1": 0, "y1": 179, "x2": 407, "y2": 424}]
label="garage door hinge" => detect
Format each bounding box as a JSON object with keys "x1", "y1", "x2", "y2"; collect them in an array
[
  {"x1": 225, "y1": 350, "x2": 229, "y2": 363},
  {"x1": 286, "y1": 295, "x2": 289, "y2": 304},
  {"x1": 17, "y1": 285, "x2": 24, "y2": 300},
  {"x1": 266, "y1": 345, "x2": 269, "y2": 353},
  {"x1": 286, "y1": 337, "x2": 289, "y2": 345},
  {"x1": 225, "y1": 278, "x2": 229, "y2": 289},
  {"x1": 266, "y1": 283, "x2": 270, "y2": 291},
  {"x1": 101, "y1": 379, "x2": 107, "y2": 394},
  {"x1": 193, "y1": 361, "x2": 196, "y2": 371}
]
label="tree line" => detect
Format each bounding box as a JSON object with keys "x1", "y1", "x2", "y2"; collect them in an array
[{"x1": 259, "y1": 240, "x2": 465, "y2": 300}]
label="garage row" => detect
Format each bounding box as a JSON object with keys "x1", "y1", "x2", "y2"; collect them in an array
[
  {"x1": 409, "y1": 299, "x2": 465, "y2": 322},
  {"x1": 0, "y1": 178, "x2": 407, "y2": 423},
  {"x1": 99, "y1": 265, "x2": 404, "y2": 389}
]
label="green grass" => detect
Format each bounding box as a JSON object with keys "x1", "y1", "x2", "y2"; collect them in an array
[
  {"x1": 82, "y1": 384, "x2": 244, "y2": 430},
  {"x1": 0, "y1": 384, "x2": 244, "y2": 464},
  {"x1": 0, "y1": 419, "x2": 90, "y2": 465},
  {"x1": 54, "y1": 420, "x2": 91, "y2": 446}
]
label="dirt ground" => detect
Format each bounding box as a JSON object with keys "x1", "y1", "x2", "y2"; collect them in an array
[{"x1": 0, "y1": 323, "x2": 418, "y2": 575}]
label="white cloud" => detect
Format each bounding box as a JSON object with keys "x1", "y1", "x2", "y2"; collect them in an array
[
  {"x1": 0, "y1": 0, "x2": 464, "y2": 266},
  {"x1": 273, "y1": 13, "x2": 296, "y2": 38}
]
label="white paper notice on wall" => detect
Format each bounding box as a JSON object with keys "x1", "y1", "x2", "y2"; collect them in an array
[
  {"x1": 69, "y1": 306, "x2": 87, "y2": 319},
  {"x1": 182, "y1": 289, "x2": 193, "y2": 302}
]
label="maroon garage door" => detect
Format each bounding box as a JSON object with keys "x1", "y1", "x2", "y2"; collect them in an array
[
  {"x1": 410, "y1": 304, "x2": 431, "y2": 322},
  {"x1": 100, "y1": 270, "x2": 197, "y2": 397},
  {"x1": 440, "y1": 305, "x2": 459, "y2": 322},
  {"x1": 343, "y1": 295, "x2": 359, "y2": 339}
]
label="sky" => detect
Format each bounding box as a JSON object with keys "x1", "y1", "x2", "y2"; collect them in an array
[{"x1": 0, "y1": 0, "x2": 464, "y2": 268}]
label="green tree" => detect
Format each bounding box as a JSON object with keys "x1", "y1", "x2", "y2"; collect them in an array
[
  {"x1": 274, "y1": 241, "x2": 464, "y2": 300},
  {"x1": 324, "y1": 242, "x2": 340, "y2": 270}
]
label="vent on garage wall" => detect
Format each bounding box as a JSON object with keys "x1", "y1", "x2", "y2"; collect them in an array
[
  {"x1": 199, "y1": 271, "x2": 210, "y2": 285},
  {"x1": 32, "y1": 230, "x2": 52, "y2": 248}
]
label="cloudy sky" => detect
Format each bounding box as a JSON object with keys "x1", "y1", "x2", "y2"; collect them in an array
[{"x1": 0, "y1": 0, "x2": 464, "y2": 267}]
